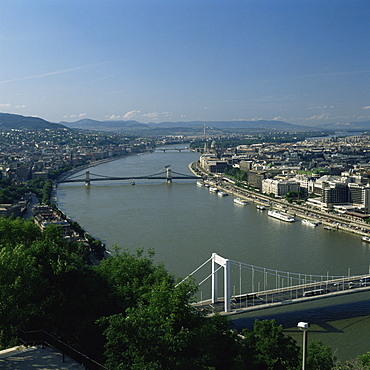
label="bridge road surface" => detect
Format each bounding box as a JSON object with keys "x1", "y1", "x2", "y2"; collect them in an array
[{"x1": 193, "y1": 278, "x2": 370, "y2": 316}]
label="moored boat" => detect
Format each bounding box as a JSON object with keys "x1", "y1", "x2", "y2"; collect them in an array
[
  {"x1": 234, "y1": 198, "x2": 248, "y2": 206},
  {"x1": 218, "y1": 191, "x2": 228, "y2": 197},
  {"x1": 196, "y1": 180, "x2": 205, "y2": 187},
  {"x1": 267, "y1": 209, "x2": 295, "y2": 222},
  {"x1": 256, "y1": 205, "x2": 266, "y2": 210},
  {"x1": 324, "y1": 226, "x2": 334, "y2": 231},
  {"x1": 361, "y1": 236, "x2": 370, "y2": 243},
  {"x1": 209, "y1": 187, "x2": 218, "y2": 193},
  {"x1": 302, "y1": 219, "x2": 318, "y2": 227}
]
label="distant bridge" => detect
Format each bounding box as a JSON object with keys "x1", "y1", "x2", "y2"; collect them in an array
[
  {"x1": 177, "y1": 253, "x2": 370, "y2": 316},
  {"x1": 155, "y1": 147, "x2": 189, "y2": 152},
  {"x1": 57, "y1": 167, "x2": 200, "y2": 186}
]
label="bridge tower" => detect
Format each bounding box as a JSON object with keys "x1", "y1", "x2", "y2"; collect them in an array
[
  {"x1": 166, "y1": 167, "x2": 172, "y2": 183},
  {"x1": 211, "y1": 253, "x2": 231, "y2": 312},
  {"x1": 85, "y1": 171, "x2": 90, "y2": 186}
]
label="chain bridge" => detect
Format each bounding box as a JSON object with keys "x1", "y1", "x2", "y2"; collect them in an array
[
  {"x1": 155, "y1": 147, "x2": 189, "y2": 152},
  {"x1": 177, "y1": 253, "x2": 370, "y2": 316},
  {"x1": 57, "y1": 167, "x2": 200, "y2": 185}
]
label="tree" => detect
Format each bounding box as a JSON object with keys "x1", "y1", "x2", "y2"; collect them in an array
[
  {"x1": 100, "y1": 278, "x2": 240, "y2": 370},
  {"x1": 333, "y1": 351, "x2": 370, "y2": 369},
  {"x1": 239, "y1": 319, "x2": 300, "y2": 369},
  {"x1": 96, "y1": 247, "x2": 173, "y2": 312},
  {"x1": 306, "y1": 340, "x2": 336, "y2": 370}
]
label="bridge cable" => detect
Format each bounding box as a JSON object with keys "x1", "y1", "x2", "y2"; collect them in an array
[{"x1": 175, "y1": 256, "x2": 213, "y2": 287}]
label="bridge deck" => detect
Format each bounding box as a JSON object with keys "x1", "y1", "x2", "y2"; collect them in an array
[
  {"x1": 193, "y1": 279, "x2": 370, "y2": 316},
  {"x1": 59, "y1": 175, "x2": 199, "y2": 183}
]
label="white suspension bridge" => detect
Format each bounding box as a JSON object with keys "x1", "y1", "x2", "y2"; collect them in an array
[{"x1": 177, "y1": 253, "x2": 370, "y2": 316}]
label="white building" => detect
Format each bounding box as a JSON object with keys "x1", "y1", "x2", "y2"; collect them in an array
[{"x1": 262, "y1": 178, "x2": 300, "y2": 196}]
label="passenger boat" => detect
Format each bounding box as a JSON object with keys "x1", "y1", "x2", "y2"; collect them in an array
[
  {"x1": 234, "y1": 198, "x2": 248, "y2": 206},
  {"x1": 267, "y1": 209, "x2": 295, "y2": 222},
  {"x1": 324, "y1": 226, "x2": 334, "y2": 231},
  {"x1": 302, "y1": 219, "x2": 318, "y2": 227}
]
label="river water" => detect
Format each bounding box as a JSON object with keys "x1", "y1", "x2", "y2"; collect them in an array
[{"x1": 57, "y1": 147, "x2": 370, "y2": 362}]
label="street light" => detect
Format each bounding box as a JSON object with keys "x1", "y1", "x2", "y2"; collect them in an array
[{"x1": 297, "y1": 322, "x2": 310, "y2": 370}]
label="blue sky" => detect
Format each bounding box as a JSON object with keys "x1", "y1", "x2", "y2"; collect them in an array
[{"x1": 1, "y1": 0, "x2": 369, "y2": 126}]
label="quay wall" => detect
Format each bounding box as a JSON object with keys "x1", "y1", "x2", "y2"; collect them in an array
[{"x1": 189, "y1": 161, "x2": 370, "y2": 238}]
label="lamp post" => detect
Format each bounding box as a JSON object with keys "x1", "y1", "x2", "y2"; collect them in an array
[{"x1": 297, "y1": 322, "x2": 310, "y2": 370}]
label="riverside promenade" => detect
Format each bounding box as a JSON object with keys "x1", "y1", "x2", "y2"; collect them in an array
[{"x1": 189, "y1": 161, "x2": 370, "y2": 238}]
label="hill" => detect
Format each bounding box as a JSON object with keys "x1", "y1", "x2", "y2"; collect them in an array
[
  {"x1": 61, "y1": 118, "x2": 319, "y2": 133},
  {"x1": 0, "y1": 113, "x2": 67, "y2": 130},
  {"x1": 59, "y1": 118, "x2": 149, "y2": 131},
  {"x1": 317, "y1": 120, "x2": 370, "y2": 131}
]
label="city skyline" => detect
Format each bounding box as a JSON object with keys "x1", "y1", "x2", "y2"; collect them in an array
[{"x1": 0, "y1": 0, "x2": 369, "y2": 126}]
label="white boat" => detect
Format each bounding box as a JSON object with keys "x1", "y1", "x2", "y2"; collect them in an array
[
  {"x1": 218, "y1": 191, "x2": 228, "y2": 197},
  {"x1": 256, "y1": 205, "x2": 266, "y2": 210},
  {"x1": 209, "y1": 187, "x2": 218, "y2": 193},
  {"x1": 234, "y1": 198, "x2": 248, "y2": 206},
  {"x1": 302, "y1": 219, "x2": 318, "y2": 227},
  {"x1": 268, "y1": 209, "x2": 295, "y2": 222},
  {"x1": 196, "y1": 181, "x2": 205, "y2": 187},
  {"x1": 361, "y1": 236, "x2": 370, "y2": 243}
]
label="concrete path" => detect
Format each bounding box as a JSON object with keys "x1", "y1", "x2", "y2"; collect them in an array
[{"x1": 0, "y1": 345, "x2": 84, "y2": 369}]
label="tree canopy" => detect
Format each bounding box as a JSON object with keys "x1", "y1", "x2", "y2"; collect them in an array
[{"x1": 0, "y1": 217, "x2": 366, "y2": 369}]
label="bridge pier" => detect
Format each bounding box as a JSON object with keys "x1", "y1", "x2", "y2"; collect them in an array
[
  {"x1": 166, "y1": 168, "x2": 172, "y2": 183},
  {"x1": 85, "y1": 171, "x2": 90, "y2": 186}
]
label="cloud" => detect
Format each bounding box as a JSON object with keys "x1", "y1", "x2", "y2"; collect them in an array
[
  {"x1": 106, "y1": 115, "x2": 121, "y2": 119},
  {"x1": 142, "y1": 112, "x2": 160, "y2": 120},
  {"x1": 0, "y1": 103, "x2": 12, "y2": 108},
  {"x1": 272, "y1": 116, "x2": 286, "y2": 121},
  {"x1": 363, "y1": 106, "x2": 370, "y2": 110},
  {"x1": 307, "y1": 105, "x2": 334, "y2": 110},
  {"x1": 123, "y1": 110, "x2": 140, "y2": 119},
  {"x1": 63, "y1": 113, "x2": 87, "y2": 119},
  {"x1": 307, "y1": 113, "x2": 330, "y2": 120},
  {"x1": 0, "y1": 61, "x2": 116, "y2": 84},
  {"x1": 14, "y1": 105, "x2": 27, "y2": 108}
]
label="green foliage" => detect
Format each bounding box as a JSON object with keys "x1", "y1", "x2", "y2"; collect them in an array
[
  {"x1": 42, "y1": 179, "x2": 53, "y2": 204},
  {"x1": 224, "y1": 167, "x2": 248, "y2": 182},
  {"x1": 0, "y1": 218, "x2": 367, "y2": 368},
  {"x1": 0, "y1": 181, "x2": 28, "y2": 204},
  {"x1": 333, "y1": 351, "x2": 370, "y2": 369},
  {"x1": 239, "y1": 319, "x2": 300, "y2": 369},
  {"x1": 28, "y1": 177, "x2": 45, "y2": 201},
  {"x1": 97, "y1": 247, "x2": 172, "y2": 312},
  {"x1": 0, "y1": 217, "x2": 41, "y2": 248},
  {"x1": 306, "y1": 340, "x2": 336, "y2": 370}
]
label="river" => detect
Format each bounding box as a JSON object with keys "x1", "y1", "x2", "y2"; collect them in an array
[{"x1": 56, "y1": 147, "x2": 370, "y2": 362}]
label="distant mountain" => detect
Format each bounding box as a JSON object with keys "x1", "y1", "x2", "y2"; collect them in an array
[
  {"x1": 60, "y1": 118, "x2": 149, "y2": 131},
  {"x1": 0, "y1": 113, "x2": 66, "y2": 130},
  {"x1": 317, "y1": 120, "x2": 370, "y2": 131},
  {"x1": 149, "y1": 120, "x2": 318, "y2": 131},
  {"x1": 3, "y1": 112, "x2": 369, "y2": 133},
  {"x1": 61, "y1": 119, "x2": 319, "y2": 132}
]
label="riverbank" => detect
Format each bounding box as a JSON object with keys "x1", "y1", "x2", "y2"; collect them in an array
[
  {"x1": 189, "y1": 161, "x2": 370, "y2": 238},
  {"x1": 56, "y1": 150, "x2": 154, "y2": 183}
]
